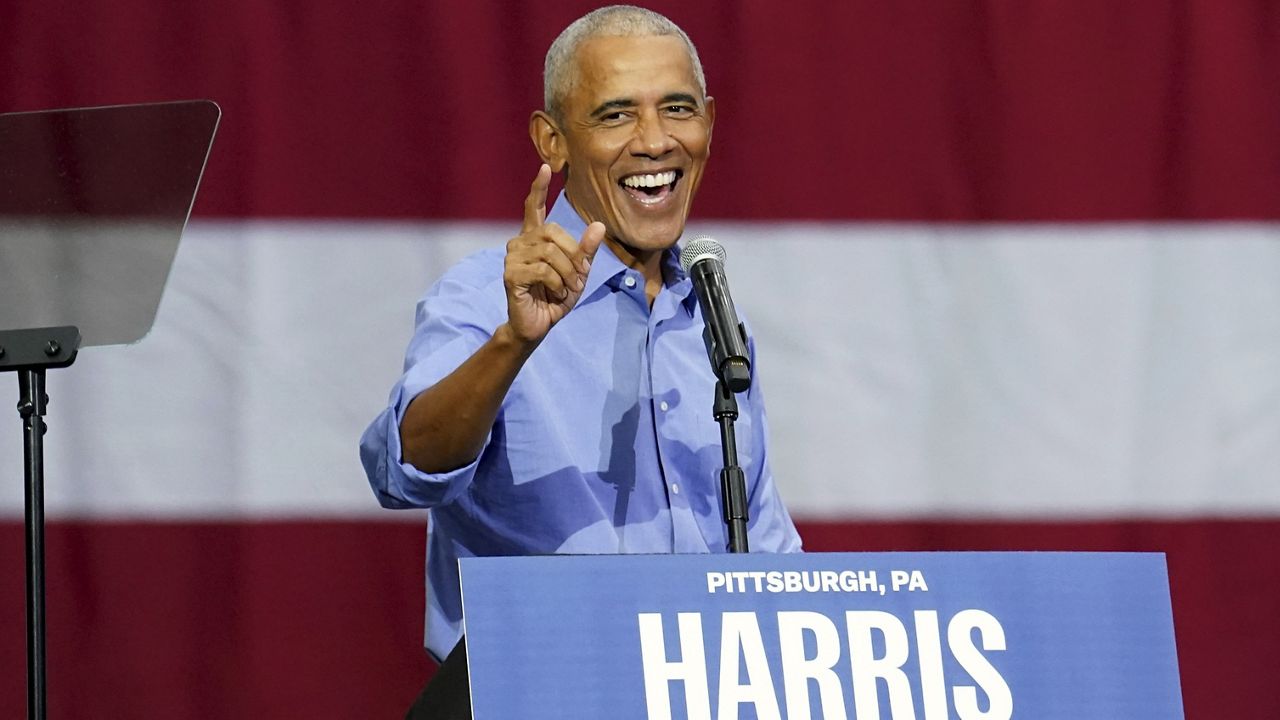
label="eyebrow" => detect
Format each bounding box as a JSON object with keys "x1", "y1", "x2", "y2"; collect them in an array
[
  {"x1": 660, "y1": 92, "x2": 700, "y2": 107},
  {"x1": 589, "y1": 98, "x2": 636, "y2": 118},
  {"x1": 588, "y1": 93, "x2": 702, "y2": 118}
]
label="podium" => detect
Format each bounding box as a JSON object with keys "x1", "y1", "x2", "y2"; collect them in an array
[{"x1": 460, "y1": 552, "x2": 1184, "y2": 719}]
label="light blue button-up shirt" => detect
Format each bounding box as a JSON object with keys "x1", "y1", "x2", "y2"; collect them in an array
[{"x1": 360, "y1": 193, "x2": 801, "y2": 660}]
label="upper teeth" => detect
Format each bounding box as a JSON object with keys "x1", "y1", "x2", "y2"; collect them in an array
[{"x1": 623, "y1": 171, "x2": 677, "y2": 188}]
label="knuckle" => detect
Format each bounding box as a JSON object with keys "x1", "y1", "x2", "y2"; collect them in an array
[{"x1": 509, "y1": 233, "x2": 537, "y2": 253}]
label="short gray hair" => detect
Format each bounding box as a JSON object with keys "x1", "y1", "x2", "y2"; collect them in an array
[{"x1": 543, "y1": 5, "x2": 707, "y2": 122}]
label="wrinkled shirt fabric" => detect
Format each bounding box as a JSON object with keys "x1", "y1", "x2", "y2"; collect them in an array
[{"x1": 360, "y1": 193, "x2": 801, "y2": 661}]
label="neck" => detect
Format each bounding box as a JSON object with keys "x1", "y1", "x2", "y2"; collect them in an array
[
  {"x1": 602, "y1": 235, "x2": 663, "y2": 280},
  {"x1": 603, "y1": 236, "x2": 665, "y2": 306},
  {"x1": 563, "y1": 191, "x2": 668, "y2": 305}
]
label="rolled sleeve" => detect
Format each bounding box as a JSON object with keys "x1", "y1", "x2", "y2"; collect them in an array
[
  {"x1": 359, "y1": 402, "x2": 489, "y2": 509},
  {"x1": 359, "y1": 249, "x2": 505, "y2": 509}
]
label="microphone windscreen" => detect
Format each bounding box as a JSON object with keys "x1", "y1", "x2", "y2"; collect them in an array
[{"x1": 679, "y1": 236, "x2": 726, "y2": 273}]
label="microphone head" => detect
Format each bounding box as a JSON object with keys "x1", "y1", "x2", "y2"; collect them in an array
[{"x1": 679, "y1": 236, "x2": 726, "y2": 273}]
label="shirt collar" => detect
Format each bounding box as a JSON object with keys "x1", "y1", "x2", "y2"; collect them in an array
[{"x1": 545, "y1": 191, "x2": 697, "y2": 315}]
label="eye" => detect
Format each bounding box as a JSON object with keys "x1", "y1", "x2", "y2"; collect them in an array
[
  {"x1": 595, "y1": 110, "x2": 633, "y2": 126},
  {"x1": 664, "y1": 105, "x2": 695, "y2": 116}
]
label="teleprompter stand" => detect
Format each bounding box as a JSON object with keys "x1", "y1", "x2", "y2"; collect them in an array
[
  {"x1": 0, "y1": 327, "x2": 79, "y2": 720},
  {"x1": 0, "y1": 101, "x2": 219, "y2": 720}
]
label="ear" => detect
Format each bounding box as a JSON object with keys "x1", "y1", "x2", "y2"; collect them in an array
[
  {"x1": 704, "y1": 96, "x2": 716, "y2": 155},
  {"x1": 530, "y1": 111, "x2": 568, "y2": 172}
]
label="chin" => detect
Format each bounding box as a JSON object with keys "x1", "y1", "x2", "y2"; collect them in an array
[
  {"x1": 619, "y1": 229, "x2": 682, "y2": 253},
  {"x1": 620, "y1": 216, "x2": 687, "y2": 249}
]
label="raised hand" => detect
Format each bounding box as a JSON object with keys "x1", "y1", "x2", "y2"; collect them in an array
[{"x1": 503, "y1": 164, "x2": 605, "y2": 344}]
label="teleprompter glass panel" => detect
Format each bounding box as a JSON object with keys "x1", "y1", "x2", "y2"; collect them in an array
[{"x1": 0, "y1": 100, "x2": 220, "y2": 347}]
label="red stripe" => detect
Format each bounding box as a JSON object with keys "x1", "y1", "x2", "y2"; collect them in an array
[
  {"x1": 0, "y1": 521, "x2": 429, "y2": 718},
  {"x1": 4, "y1": 1, "x2": 1278, "y2": 220},
  {"x1": 1, "y1": 519, "x2": 1275, "y2": 717}
]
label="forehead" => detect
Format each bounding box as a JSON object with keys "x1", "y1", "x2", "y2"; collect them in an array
[{"x1": 568, "y1": 34, "x2": 701, "y2": 109}]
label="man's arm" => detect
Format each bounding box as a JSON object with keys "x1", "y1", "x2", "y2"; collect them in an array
[
  {"x1": 398, "y1": 164, "x2": 604, "y2": 474},
  {"x1": 398, "y1": 323, "x2": 531, "y2": 473}
]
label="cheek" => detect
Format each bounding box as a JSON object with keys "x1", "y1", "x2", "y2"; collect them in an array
[{"x1": 688, "y1": 137, "x2": 712, "y2": 160}]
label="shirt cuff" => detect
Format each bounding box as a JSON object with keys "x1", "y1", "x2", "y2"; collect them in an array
[{"x1": 361, "y1": 395, "x2": 488, "y2": 509}]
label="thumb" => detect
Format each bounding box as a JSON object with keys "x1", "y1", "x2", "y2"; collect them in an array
[{"x1": 578, "y1": 221, "x2": 606, "y2": 269}]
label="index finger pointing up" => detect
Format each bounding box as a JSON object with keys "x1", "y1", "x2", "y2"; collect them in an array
[{"x1": 522, "y1": 163, "x2": 552, "y2": 232}]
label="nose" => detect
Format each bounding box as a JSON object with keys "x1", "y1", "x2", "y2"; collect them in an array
[{"x1": 629, "y1": 110, "x2": 676, "y2": 158}]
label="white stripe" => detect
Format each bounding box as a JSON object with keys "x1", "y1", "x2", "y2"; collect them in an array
[{"x1": 1, "y1": 220, "x2": 1277, "y2": 519}]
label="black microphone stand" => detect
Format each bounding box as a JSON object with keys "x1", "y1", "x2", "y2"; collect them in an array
[
  {"x1": 713, "y1": 378, "x2": 750, "y2": 553},
  {"x1": 701, "y1": 318, "x2": 752, "y2": 554},
  {"x1": 682, "y1": 239, "x2": 753, "y2": 552}
]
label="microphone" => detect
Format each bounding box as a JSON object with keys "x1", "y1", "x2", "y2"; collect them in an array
[{"x1": 680, "y1": 237, "x2": 751, "y2": 393}]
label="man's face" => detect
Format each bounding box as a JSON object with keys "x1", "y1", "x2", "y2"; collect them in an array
[{"x1": 555, "y1": 34, "x2": 714, "y2": 254}]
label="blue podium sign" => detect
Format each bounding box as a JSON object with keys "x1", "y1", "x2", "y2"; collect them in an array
[{"x1": 459, "y1": 552, "x2": 1183, "y2": 719}]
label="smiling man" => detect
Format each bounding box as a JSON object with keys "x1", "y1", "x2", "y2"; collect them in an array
[{"x1": 360, "y1": 5, "x2": 800, "y2": 716}]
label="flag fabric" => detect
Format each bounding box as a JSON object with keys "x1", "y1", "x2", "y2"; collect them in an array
[{"x1": 2, "y1": 2, "x2": 1279, "y2": 717}]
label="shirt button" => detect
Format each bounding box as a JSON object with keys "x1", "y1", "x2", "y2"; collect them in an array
[
  {"x1": 671, "y1": 483, "x2": 680, "y2": 495},
  {"x1": 624, "y1": 275, "x2": 637, "y2": 288},
  {"x1": 659, "y1": 400, "x2": 669, "y2": 412}
]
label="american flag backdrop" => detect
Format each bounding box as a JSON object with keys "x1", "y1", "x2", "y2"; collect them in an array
[{"x1": 2, "y1": 2, "x2": 1280, "y2": 717}]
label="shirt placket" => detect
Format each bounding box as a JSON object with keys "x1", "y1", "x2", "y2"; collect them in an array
[{"x1": 647, "y1": 284, "x2": 707, "y2": 553}]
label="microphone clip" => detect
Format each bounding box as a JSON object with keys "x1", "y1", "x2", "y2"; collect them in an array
[{"x1": 702, "y1": 321, "x2": 751, "y2": 393}]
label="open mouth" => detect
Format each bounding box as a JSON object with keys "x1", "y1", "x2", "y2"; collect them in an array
[{"x1": 619, "y1": 169, "x2": 682, "y2": 205}]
